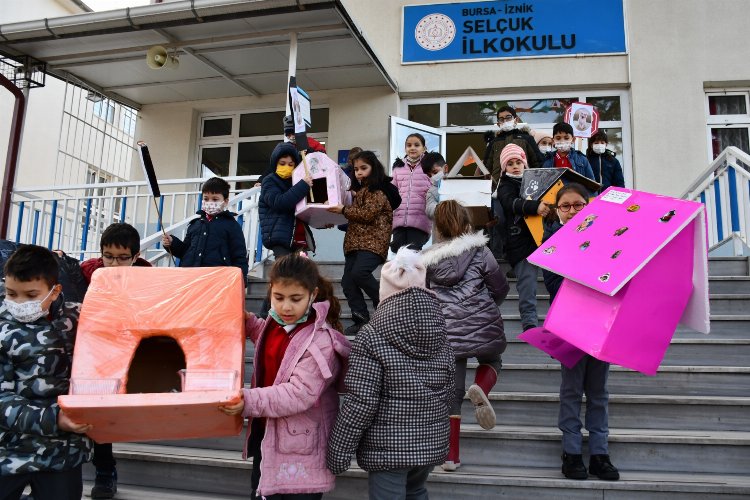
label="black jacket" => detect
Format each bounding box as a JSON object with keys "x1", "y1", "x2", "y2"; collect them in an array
[
  {"x1": 541, "y1": 221, "x2": 564, "y2": 301},
  {"x1": 587, "y1": 149, "x2": 625, "y2": 191},
  {"x1": 169, "y1": 211, "x2": 249, "y2": 277},
  {"x1": 496, "y1": 174, "x2": 543, "y2": 266}
]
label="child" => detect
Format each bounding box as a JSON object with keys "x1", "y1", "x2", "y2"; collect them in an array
[
  {"x1": 532, "y1": 130, "x2": 555, "y2": 156},
  {"x1": 586, "y1": 130, "x2": 625, "y2": 191},
  {"x1": 422, "y1": 151, "x2": 447, "y2": 221},
  {"x1": 542, "y1": 122, "x2": 596, "y2": 181},
  {"x1": 0, "y1": 245, "x2": 92, "y2": 500},
  {"x1": 390, "y1": 133, "x2": 431, "y2": 252},
  {"x1": 79, "y1": 222, "x2": 150, "y2": 498},
  {"x1": 422, "y1": 200, "x2": 510, "y2": 471},
  {"x1": 327, "y1": 248, "x2": 455, "y2": 499},
  {"x1": 162, "y1": 177, "x2": 249, "y2": 278},
  {"x1": 219, "y1": 253, "x2": 350, "y2": 499},
  {"x1": 328, "y1": 151, "x2": 401, "y2": 336},
  {"x1": 496, "y1": 144, "x2": 550, "y2": 331},
  {"x1": 542, "y1": 183, "x2": 620, "y2": 481}
]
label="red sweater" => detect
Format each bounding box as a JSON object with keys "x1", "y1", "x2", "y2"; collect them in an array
[{"x1": 259, "y1": 315, "x2": 315, "y2": 388}]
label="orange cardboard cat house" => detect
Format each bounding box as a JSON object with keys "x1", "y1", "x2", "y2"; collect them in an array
[{"x1": 58, "y1": 266, "x2": 245, "y2": 443}]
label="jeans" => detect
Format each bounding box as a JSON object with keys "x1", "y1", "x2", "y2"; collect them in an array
[
  {"x1": 368, "y1": 466, "x2": 433, "y2": 500},
  {"x1": 452, "y1": 356, "x2": 503, "y2": 414},
  {"x1": 258, "y1": 245, "x2": 294, "y2": 317},
  {"x1": 390, "y1": 227, "x2": 430, "y2": 253},
  {"x1": 559, "y1": 355, "x2": 611, "y2": 455},
  {"x1": 0, "y1": 465, "x2": 82, "y2": 500},
  {"x1": 342, "y1": 251, "x2": 382, "y2": 320},
  {"x1": 513, "y1": 259, "x2": 539, "y2": 329}
]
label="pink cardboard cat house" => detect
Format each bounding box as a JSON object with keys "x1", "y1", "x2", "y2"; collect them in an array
[
  {"x1": 58, "y1": 266, "x2": 245, "y2": 443},
  {"x1": 292, "y1": 151, "x2": 352, "y2": 228},
  {"x1": 520, "y1": 187, "x2": 710, "y2": 375}
]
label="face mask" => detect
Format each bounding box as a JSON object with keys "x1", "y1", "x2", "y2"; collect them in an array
[
  {"x1": 276, "y1": 164, "x2": 294, "y2": 179},
  {"x1": 4, "y1": 288, "x2": 55, "y2": 323},
  {"x1": 498, "y1": 121, "x2": 515, "y2": 133},
  {"x1": 432, "y1": 171, "x2": 444, "y2": 183},
  {"x1": 592, "y1": 144, "x2": 607, "y2": 154},
  {"x1": 555, "y1": 141, "x2": 572, "y2": 153},
  {"x1": 506, "y1": 172, "x2": 524, "y2": 179},
  {"x1": 268, "y1": 294, "x2": 316, "y2": 326},
  {"x1": 539, "y1": 145, "x2": 555, "y2": 154},
  {"x1": 202, "y1": 201, "x2": 225, "y2": 215}
]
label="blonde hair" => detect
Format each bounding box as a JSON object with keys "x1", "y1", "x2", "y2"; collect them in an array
[{"x1": 435, "y1": 200, "x2": 472, "y2": 240}]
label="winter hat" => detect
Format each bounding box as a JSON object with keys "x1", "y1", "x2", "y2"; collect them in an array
[
  {"x1": 530, "y1": 129, "x2": 552, "y2": 145},
  {"x1": 269, "y1": 141, "x2": 301, "y2": 169},
  {"x1": 499, "y1": 143, "x2": 527, "y2": 171},
  {"x1": 379, "y1": 247, "x2": 427, "y2": 302}
]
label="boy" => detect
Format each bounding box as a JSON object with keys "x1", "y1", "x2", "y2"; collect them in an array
[
  {"x1": 0, "y1": 245, "x2": 92, "y2": 500},
  {"x1": 484, "y1": 105, "x2": 544, "y2": 190},
  {"x1": 496, "y1": 144, "x2": 550, "y2": 331},
  {"x1": 81, "y1": 222, "x2": 151, "y2": 499},
  {"x1": 422, "y1": 151, "x2": 447, "y2": 221},
  {"x1": 542, "y1": 122, "x2": 596, "y2": 181},
  {"x1": 162, "y1": 177, "x2": 249, "y2": 278},
  {"x1": 327, "y1": 248, "x2": 455, "y2": 499}
]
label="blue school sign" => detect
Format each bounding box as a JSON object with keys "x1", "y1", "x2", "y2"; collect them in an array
[{"x1": 402, "y1": 0, "x2": 626, "y2": 63}]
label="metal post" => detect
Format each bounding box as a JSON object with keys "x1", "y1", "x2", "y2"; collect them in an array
[
  {"x1": 286, "y1": 32, "x2": 297, "y2": 115},
  {"x1": 0, "y1": 75, "x2": 27, "y2": 239}
]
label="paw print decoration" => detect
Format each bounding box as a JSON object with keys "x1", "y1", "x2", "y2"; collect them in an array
[{"x1": 524, "y1": 180, "x2": 540, "y2": 198}]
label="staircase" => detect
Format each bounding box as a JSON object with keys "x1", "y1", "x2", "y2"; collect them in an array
[{"x1": 86, "y1": 256, "x2": 750, "y2": 499}]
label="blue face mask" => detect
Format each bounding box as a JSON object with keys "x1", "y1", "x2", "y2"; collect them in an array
[{"x1": 268, "y1": 295, "x2": 316, "y2": 326}]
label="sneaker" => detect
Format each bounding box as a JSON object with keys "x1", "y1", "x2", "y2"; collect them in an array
[
  {"x1": 344, "y1": 322, "x2": 364, "y2": 336},
  {"x1": 441, "y1": 460, "x2": 460, "y2": 472},
  {"x1": 91, "y1": 470, "x2": 117, "y2": 499},
  {"x1": 589, "y1": 454, "x2": 620, "y2": 480},
  {"x1": 466, "y1": 384, "x2": 496, "y2": 430},
  {"x1": 522, "y1": 324, "x2": 537, "y2": 332},
  {"x1": 561, "y1": 453, "x2": 588, "y2": 480}
]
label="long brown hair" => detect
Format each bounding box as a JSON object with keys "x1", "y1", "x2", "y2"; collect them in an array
[
  {"x1": 434, "y1": 200, "x2": 472, "y2": 240},
  {"x1": 268, "y1": 253, "x2": 343, "y2": 332}
]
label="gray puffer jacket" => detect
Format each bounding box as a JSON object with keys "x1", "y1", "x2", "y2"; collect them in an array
[{"x1": 422, "y1": 231, "x2": 509, "y2": 358}]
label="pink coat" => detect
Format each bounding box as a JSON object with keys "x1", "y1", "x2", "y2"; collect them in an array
[
  {"x1": 391, "y1": 163, "x2": 433, "y2": 234},
  {"x1": 243, "y1": 301, "x2": 350, "y2": 497}
]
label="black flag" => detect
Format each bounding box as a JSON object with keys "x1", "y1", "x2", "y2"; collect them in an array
[{"x1": 137, "y1": 141, "x2": 161, "y2": 198}]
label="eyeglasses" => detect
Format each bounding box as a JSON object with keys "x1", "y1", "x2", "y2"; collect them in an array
[
  {"x1": 557, "y1": 202, "x2": 587, "y2": 212},
  {"x1": 497, "y1": 115, "x2": 515, "y2": 123},
  {"x1": 102, "y1": 254, "x2": 134, "y2": 263}
]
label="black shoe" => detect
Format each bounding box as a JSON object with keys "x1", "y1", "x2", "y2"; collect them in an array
[
  {"x1": 91, "y1": 470, "x2": 117, "y2": 499},
  {"x1": 561, "y1": 453, "x2": 588, "y2": 480},
  {"x1": 345, "y1": 313, "x2": 369, "y2": 336},
  {"x1": 522, "y1": 324, "x2": 537, "y2": 332},
  {"x1": 589, "y1": 454, "x2": 620, "y2": 480}
]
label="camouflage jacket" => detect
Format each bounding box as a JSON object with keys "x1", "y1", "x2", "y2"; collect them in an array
[{"x1": 0, "y1": 297, "x2": 92, "y2": 475}]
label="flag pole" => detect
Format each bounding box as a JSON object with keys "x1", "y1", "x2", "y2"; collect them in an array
[{"x1": 137, "y1": 141, "x2": 176, "y2": 266}]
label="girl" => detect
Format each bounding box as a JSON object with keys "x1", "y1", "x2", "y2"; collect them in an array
[
  {"x1": 586, "y1": 131, "x2": 625, "y2": 191},
  {"x1": 390, "y1": 133, "x2": 433, "y2": 252},
  {"x1": 421, "y1": 200, "x2": 510, "y2": 472},
  {"x1": 220, "y1": 254, "x2": 351, "y2": 499},
  {"x1": 328, "y1": 151, "x2": 401, "y2": 336},
  {"x1": 542, "y1": 183, "x2": 619, "y2": 482}
]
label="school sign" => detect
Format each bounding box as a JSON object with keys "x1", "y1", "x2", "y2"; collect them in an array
[{"x1": 402, "y1": 0, "x2": 626, "y2": 64}]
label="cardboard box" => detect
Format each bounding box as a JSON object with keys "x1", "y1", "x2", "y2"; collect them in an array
[{"x1": 292, "y1": 152, "x2": 352, "y2": 228}]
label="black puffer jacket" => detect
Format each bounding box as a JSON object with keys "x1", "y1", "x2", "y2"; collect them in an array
[
  {"x1": 422, "y1": 231, "x2": 509, "y2": 358},
  {"x1": 586, "y1": 149, "x2": 625, "y2": 191},
  {"x1": 327, "y1": 287, "x2": 455, "y2": 474},
  {"x1": 496, "y1": 173, "x2": 543, "y2": 266}
]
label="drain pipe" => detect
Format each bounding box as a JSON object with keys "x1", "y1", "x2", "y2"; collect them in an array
[{"x1": 0, "y1": 74, "x2": 26, "y2": 239}]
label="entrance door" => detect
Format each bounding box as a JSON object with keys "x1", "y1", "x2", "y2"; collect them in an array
[{"x1": 389, "y1": 116, "x2": 447, "y2": 171}]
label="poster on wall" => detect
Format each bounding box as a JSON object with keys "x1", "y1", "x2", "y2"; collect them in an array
[
  {"x1": 402, "y1": 0, "x2": 626, "y2": 64},
  {"x1": 388, "y1": 116, "x2": 446, "y2": 171},
  {"x1": 564, "y1": 102, "x2": 599, "y2": 138}
]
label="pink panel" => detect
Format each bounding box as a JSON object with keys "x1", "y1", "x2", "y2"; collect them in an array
[
  {"x1": 292, "y1": 152, "x2": 351, "y2": 227},
  {"x1": 518, "y1": 327, "x2": 585, "y2": 368}
]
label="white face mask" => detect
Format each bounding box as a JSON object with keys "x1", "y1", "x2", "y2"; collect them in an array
[
  {"x1": 555, "y1": 141, "x2": 572, "y2": 153},
  {"x1": 592, "y1": 144, "x2": 607, "y2": 154},
  {"x1": 4, "y1": 288, "x2": 55, "y2": 323},
  {"x1": 202, "y1": 201, "x2": 225, "y2": 215},
  {"x1": 505, "y1": 172, "x2": 524, "y2": 179},
  {"x1": 539, "y1": 145, "x2": 555, "y2": 154},
  {"x1": 498, "y1": 121, "x2": 516, "y2": 133},
  {"x1": 432, "y1": 171, "x2": 444, "y2": 183}
]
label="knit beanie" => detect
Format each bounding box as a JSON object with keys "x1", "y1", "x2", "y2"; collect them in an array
[
  {"x1": 379, "y1": 247, "x2": 427, "y2": 302},
  {"x1": 499, "y1": 143, "x2": 527, "y2": 172}
]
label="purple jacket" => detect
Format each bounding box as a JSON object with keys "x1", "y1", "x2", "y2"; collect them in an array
[
  {"x1": 391, "y1": 161, "x2": 433, "y2": 234},
  {"x1": 243, "y1": 301, "x2": 351, "y2": 497},
  {"x1": 422, "y1": 232, "x2": 509, "y2": 358}
]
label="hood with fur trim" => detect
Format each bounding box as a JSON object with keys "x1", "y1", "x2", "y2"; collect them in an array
[{"x1": 422, "y1": 231, "x2": 487, "y2": 287}]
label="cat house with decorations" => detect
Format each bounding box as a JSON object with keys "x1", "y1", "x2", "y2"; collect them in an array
[
  {"x1": 292, "y1": 151, "x2": 352, "y2": 227},
  {"x1": 58, "y1": 266, "x2": 245, "y2": 443},
  {"x1": 520, "y1": 187, "x2": 710, "y2": 375},
  {"x1": 438, "y1": 146, "x2": 493, "y2": 228}
]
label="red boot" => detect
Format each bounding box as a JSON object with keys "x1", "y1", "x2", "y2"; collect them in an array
[
  {"x1": 442, "y1": 415, "x2": 461, "y2": 471},
  {"x1": 467, "y1": 364, "x2": 497, "y2": 430}
]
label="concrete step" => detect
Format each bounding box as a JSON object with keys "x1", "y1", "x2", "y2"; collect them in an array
[
  {"x1": 459, "y1": 393, "x2": 750, "y2": 432},
  {"x1": 81, "y1": 474, "x2": 247, "y2": 499}
]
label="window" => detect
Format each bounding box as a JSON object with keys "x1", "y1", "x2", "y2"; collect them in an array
[
  {"x1": 93, "y1": 100, "x2": 115, "y2": 124},
  {"x1": 120, "y1": 108, "x2": 137, "y2": 136},
  {"x1": 197, "y1": 108, "x2": 329, "y2": 189},
  {"x1": 706, "y1": 90, "x2": 750, "y2": 159}
]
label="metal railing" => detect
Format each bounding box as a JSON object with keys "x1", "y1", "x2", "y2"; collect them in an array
[
  {"x1": 681, "y1": 146, "x2": 750, "y2": 254},
  {"x1": 9, "y1": 175, "x2": 267, "y2": 272}
]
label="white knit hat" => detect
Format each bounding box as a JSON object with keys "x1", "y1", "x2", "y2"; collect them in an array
[{"x1": 379, "y1": 247, "x2": 427, "y2": 302}]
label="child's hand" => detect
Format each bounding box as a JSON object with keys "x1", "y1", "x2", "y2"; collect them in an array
[
  {"x1": 244, "y1": 310, "x2": 254, "y2": 320},
  {"x1": 58, "y1": 410, "x2": 92, "y2": 434},
  {"x1": 537, "y1": 203, "x2": 550, "y2": 217},
  {"x1": 162, "y1": 234, "x2": 173, "y2": 247},
  {"x1": 219, "y1": 393, "x2": 245, "y2": 416},
  {"x1": 327, "y1": 205, "x2": 344, "y2": 214},
  {"x1": 303, "y1": 174, "x2": 313, "y2": 187}
]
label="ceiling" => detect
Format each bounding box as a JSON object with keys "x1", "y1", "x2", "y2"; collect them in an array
[{"x1": 0, "y1": 0, "x2": 396, "y2": 108}]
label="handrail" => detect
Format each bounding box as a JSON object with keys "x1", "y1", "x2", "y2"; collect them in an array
[
  {"x1": 12, "y1": 175, "x2": 260, "y2": 194},
  {"x1": 681, "y1": 147, "x2": 750, "y2": 199}
]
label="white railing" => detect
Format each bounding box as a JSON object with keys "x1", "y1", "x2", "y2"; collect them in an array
[
  {"x1": 681, "y1": 147, "x2": 750, "y2": 254},
  {"x1": 9, "y1": 175, "x2": 268, "y2": 271}
]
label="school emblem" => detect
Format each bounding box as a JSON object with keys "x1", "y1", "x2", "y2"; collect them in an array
[{"x1": 414, "y1": 14, "x2": 456, "y2": 51}]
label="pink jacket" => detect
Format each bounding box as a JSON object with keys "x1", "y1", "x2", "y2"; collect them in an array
[
  {"x1": 243, "y1": 301, "x2": 350, "y2": 497},
  {"x1": 391, "y1": 162, "x2": 433, "y2": 234}
]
